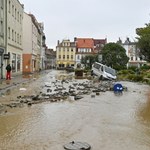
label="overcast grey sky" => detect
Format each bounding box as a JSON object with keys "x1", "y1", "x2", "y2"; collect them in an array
[{"x1": 19, "y1": 0, "x2": 150, "y2": 49}]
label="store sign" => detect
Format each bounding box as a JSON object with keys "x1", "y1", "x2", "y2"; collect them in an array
[{"x1": 4, "y1": 54, "x2": 10, "y2": 59}]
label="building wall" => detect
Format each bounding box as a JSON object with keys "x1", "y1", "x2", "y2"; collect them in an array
[
  {"x1": 56, "y1": 40, "x2": 76, "y2": 68},
  {"x1": 0, "y1": 0, "x2": 6, "y2": 78},
  {"x1": 75, "y1": 54, "x2": 82, "y2": 64},
  {"x1": 75, "y1": 38, "x2": 106, "y2": 66},
  {"x1": 0, "y1": 0, "x2": 5, "y2": 48},
  {"x1": 22, "y1": 13, "x2": 42, "y2": 73},
  {"x1": 22, "y1": 54, "x2": 32, "y2": 73},
  {"x1": 23, "y1": 12, "x2": 32, "y2": 54},
  {"x1": 30, "y1": 15, "x2": 41, "y2": 71},
  {"x1": 41, "y1": 46, "x2": 46, "y2": 69},
  {"x1": 6, "y1": 0, "x2": 24, "y2": 76},
  {"x1": 122, "y1": 43, "x2": 146, "y2": 68},
  {"x1": 38, "y1": 23, "x2": 46, "y2": 70}
]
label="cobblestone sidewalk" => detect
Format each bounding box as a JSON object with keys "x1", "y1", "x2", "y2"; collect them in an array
[{"x1": 0, "y1": 70, "x2": 49, "y2": 90}]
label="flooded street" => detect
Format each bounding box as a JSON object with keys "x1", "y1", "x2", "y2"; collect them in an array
[{"x1": 0, "y1": 70, "x2": 150, "y2": 150}]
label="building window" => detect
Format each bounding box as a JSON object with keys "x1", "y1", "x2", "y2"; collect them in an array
[
  {"x1": 67, "y1": 55, "x2": 69, "y2": 59},
  {"x1": 131, "y1": 57, "x2": 133, "y2": 61},
  {"x1": 63, "y1": 55, "x2": 65, "y2": 59},
  {"x1": 12, "y1": 29, "x2": 14, "y2": 41},
  {"x1": 15, "y1": 32, "x2": 16, "y2": 42},
  {"x1": 8, "y1": 27, "x2": 10, "y2": 39},
  {"x1": 0, "y1": 0, "x2": 3, "y2": 9},
  {"x1": 17, "y1": 11, "x2": 19, "y2": 21},
  {"x1": 17, "y1": 55, "x2": 21, "y2": 71},
  {"x1": 71, "y1": 55, "x2": 73, "y2": 59},
  {"x1": 15, "y1": 8, "x2": 16, "y2": 19},
  {"x1": 17, "y1": 33, "x2": 19, "y2": 43},
  {"x1": 12, "y1": 53, "x2": 16, "y2": 72},
  {"x1": 20, "y1": 14, "x2": 22, "y2": 23},
  {"x1": 12, "y1": 5, "x2": 14, "y2": 16},
  {"x1": 0, "y1": 21, "x2": 3, "y2": 35},
  {"x1": 20, "y1": 35, "x2": 21, "y2": 45},
  {"x1": 8, "y1": 1, "x2": 11, "y2": 13},
  {"x1": 59, "y1": 55, "x2": 61, "y2": 59}
]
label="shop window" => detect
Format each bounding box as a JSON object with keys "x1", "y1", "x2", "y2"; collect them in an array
[
  {"x1": 17, "y1": 55, "x2": 21, "y2": 71},
  {"x1": 12, "y1": 53, "x2": 16, "y2": 72}
]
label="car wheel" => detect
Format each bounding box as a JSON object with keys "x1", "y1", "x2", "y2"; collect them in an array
[{"x1": 99, "y1": 75, "x2": 103, "y2": 80}]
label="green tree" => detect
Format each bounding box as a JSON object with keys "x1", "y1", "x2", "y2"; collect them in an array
[
  {"x1": 136, "y1": 23, "x2": 150, "y2": 61},
  {"x1": 101, "y1": 43, "x2": 129, "y2": 70},
  {"x1": 81, "y1": 55, "x2": 98, "y2": 69}
]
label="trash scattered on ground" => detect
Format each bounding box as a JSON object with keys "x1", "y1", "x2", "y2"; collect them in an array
[
  {"x1": 113, "y1": 83, "x2": 123, "y2": 94},
  {"x1": 113, "y1": 82, "x2": 128, "y2": 95},
  {"x1": 19, "y1": 88, "x2": 27, "y2": 91},
  {"x1": 0, "y1": 72, "x2": 129, "y2": 114}
]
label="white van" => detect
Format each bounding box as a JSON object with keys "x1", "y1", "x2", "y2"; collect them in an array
[{"x1": 91, "y1": 62, "x2": 116, "y2": 80}]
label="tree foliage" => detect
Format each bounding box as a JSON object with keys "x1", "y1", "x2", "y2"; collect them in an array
[
  {"x1": 136, "y1": 23, "x2": 150, "y2": 61},
  {"x1": 101, "y1": 43, "x2": 129, "y2": 70},
  {"x1": 81, "y1": 55, "x2": 98, "y2": 69}
]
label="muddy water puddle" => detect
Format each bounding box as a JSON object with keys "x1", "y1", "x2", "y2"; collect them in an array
[
  {"x1": 0, "y1": 84, "x2": 150, "y2": 150},
  {"x1": 0, "y1": 70, "x2": 150, "y2": 149}
]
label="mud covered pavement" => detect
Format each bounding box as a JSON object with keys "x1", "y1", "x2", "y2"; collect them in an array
[
  {"x1": 0, "y1": 70, "x2": 117, "y2": 114},
  {"x1": 0, "y1": 70, "x2": 150, "y2": 150}
]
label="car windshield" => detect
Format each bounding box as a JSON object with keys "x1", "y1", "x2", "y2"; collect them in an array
[{"x1": 104, "y1": 66, "x2": 116, "y2": 76}]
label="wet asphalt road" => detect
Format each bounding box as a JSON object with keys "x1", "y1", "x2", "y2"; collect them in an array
[{"x1": 0, "y1": 70, "x2": 150, "y2": 150}]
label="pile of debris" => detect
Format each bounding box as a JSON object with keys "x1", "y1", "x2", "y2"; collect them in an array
[
  {"x1": 0, "y1": 77, "x2": 127, "y2": 114},
  {"x1": 15, "y1": 79, "x2": 115, "y2": 105}
]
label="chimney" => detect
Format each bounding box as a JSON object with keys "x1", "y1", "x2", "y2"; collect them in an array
[
  {"x1": 74, "y1": 37, "x2": 77, "y2": 42},
  {"x1": 57, "y1": 40, "x2": 59, "y2": 45}
]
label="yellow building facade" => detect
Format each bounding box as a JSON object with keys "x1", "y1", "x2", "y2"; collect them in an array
[{"x1": 56, "y1": 39, "x2": 76, "y2": 69}]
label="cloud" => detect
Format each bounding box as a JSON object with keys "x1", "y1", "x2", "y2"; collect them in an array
[{"x1": 20, "y1": 0, "x2": 150, "y2": 48}]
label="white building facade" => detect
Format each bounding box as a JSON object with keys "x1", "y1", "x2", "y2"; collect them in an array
[
  {"x1": 38, "y1": 22, "x2": 46, "y2": 70},
  {"x1": 121, "y1": 38, "x2": 146, "y2": 68},
  {"x1": 6, "y1": 0, "x2": 24, "y2": 76},
  {"x1": 0, "y1": 0, "x2": 6, "y2": 78}
]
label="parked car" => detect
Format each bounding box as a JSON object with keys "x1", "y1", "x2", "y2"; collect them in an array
[{"x1": 65, "y1": 66, "x2": 74, "y2": 72}]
